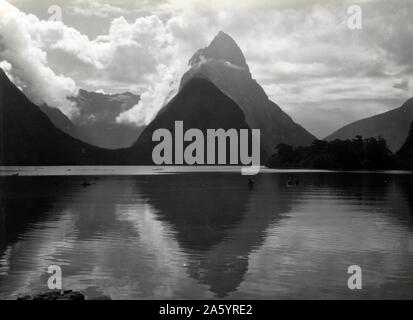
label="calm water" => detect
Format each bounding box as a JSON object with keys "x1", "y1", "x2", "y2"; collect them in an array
[{"x1": 0, "y1": 168, "x2": 413, "y2": 299}]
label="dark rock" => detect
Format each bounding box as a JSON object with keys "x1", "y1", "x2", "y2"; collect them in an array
[
  {"x1": 17, "y1": 290, "x2": 85, "y2": 300},
  {"x1": 15, "y1": 290, "x2": 114, "y2": 300}
]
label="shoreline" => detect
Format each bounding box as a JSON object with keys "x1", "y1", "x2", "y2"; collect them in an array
[
  {"x1": 0, "y1": 165, "x2": 412, "y2": 177},
  {"x1": 16, "y1": 290, "x2": 111, "y2": 300}
]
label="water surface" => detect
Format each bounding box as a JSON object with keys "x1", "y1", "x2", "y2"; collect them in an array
[{"x1": 0, "y1": 168, "x2": 412, "y2": 299}]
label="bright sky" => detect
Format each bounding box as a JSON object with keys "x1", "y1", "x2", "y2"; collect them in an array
[{"x1": 1, "y1": 0, "x2": 412, "y2": 137}]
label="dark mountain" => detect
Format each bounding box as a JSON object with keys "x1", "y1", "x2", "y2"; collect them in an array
[
  {"x1": 132, "y1": 77, "x2": 254, "y2": 164},
  {"x1": 396, "y1": 122, "x2": 413, "y2": 169},
  {"x1": 3, "y1": 67, "x2": 251, "y2": 166},
  {"x1": 189, "y1": 31, "x2": 248, "y2": 68},
  {"x1": 325, "y1": 98, "x2": 413, "y2": 152},
  {"x1": 39, "y1": 103, "x2": 80, "y2": 139},
  {"x1": 0, "y1": 68, "x2": 121, "y2": 165},
  {"x1": 180, "y1": 31, "x2": 316, "y2": 156},
  {"x1": 41, "y1": 89, "x2": 144, "y2": 149}
]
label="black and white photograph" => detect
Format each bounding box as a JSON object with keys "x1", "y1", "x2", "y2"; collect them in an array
[{"x1": 0, "y1": 0, "x2": 413, "y2": 306}]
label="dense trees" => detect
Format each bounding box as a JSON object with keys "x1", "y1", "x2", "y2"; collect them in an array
[
  {"x1": 266, "y1": 135, "x2": 396, "y2": 170},
  {"x1": 396, "y1": 122, "x2": 413, "y2": 170},
  {"x1": 267, "y1": 123, "x2": 413, "y2": 170}
]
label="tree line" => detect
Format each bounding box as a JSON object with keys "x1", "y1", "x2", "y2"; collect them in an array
[{"x1": 266, "y1": 122, "x2": 413, "y2": 170}]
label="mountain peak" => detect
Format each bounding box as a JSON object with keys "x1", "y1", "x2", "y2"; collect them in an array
[
  {"x1": 188, "y1": 31, "x2": 248, "y2": 68},
  {"x1": 213, "y1": 30, "x2": 235, "y2": 42},
  {"x1": 401, "y1": 97, "x2": 413, "y2": 109},
  {"x1": 0, "y1": 67, "x2": 11, "y2": 86}
]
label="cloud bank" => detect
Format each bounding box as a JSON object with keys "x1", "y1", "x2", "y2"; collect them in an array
[
  {"x1": 2, "y1": 0, "x2": 413, "y2": 136},
  {"x1": 0, "y1": 1, "x2": 78, "y2": 116},
  {"x1": 1, "y1": 0, "x2": 190, "y2": 123}
]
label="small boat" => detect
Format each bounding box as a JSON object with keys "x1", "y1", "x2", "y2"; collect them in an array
[
  {"x1": 286, "y1": 177, "x2": 294, "y2": 187},
  {"x1": 248, "y1": 178, "x2": 255, "y2": 190},
  {"x1": 81, "y1": 181, "x2": 92, "y2": 187}
]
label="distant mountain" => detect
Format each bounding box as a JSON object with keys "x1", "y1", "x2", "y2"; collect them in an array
[
  {"x1": 132, "y1": 77, "x2": 254, "y2": 164},
  {"x1": 0, "y1": 68, "x2": 119, "y2": 165},
  {"x1": 396, "y1": 122, "x2": 413, "y2": 169},
  {"x1": 180, "y1": 31, "x2": 316, "y2": 156},
  {"x1": 41, "y1": 89, "x2": 144, "y2": 149},
  {"x1": 325, "y1": 98, "x2": 413, "y2": 152}
]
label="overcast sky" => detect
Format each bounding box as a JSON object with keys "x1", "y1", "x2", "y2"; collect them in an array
[{"x1": 0, "y1": 0, "x2": 412, "y2": 137}]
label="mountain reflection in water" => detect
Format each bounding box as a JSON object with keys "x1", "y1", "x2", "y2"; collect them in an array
[{"x1": 0, "y1": 171, "x2": 413, "y2": 299}]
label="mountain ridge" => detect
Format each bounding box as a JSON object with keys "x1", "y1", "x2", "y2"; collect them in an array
[
  {"x1": 40, "y1": 89, "x2": 143, "y2": 149},
  {"x1": 180, "y1": 31, "x2": 316, "y2": 156},
  {"x1": 132, "y1": 77, "x2": 259, "y2": 164},
  {"x1": 189, "y1": 31, "x2": 249, "y2": 70},
  {"x1": 325, "y1": 98, "x2": 413, "y2": 152},
  {"x1": 0, "y1": 68, "x2": 123, "y2": 165}
]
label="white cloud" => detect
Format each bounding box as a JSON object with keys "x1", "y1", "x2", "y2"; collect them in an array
[
  {"x1": 0, "y1": 59, "x2": 12, "y2": 78},
  {"x1": 68, "y1": 0, "x2": 128, "y2": 18},
  {"x1": 0, "y1": 59, "x2": 12, "y2": 72},
  {"x1": 0, "y1": 1, "x2": 188, "y2": 123},
  {"x1": 0, "y1": 1, "x2": 78, "y2": 117},
  {"x1": 1, "y1": 0, "x2": 412, "y2": 135},
  {"x1": 116, "y1": 63, "x2": 184, "y2": 125}
]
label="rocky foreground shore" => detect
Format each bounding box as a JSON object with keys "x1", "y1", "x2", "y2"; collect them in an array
[{"x1": 17, "y1": 290, "x2": 111, "y2": 300}]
